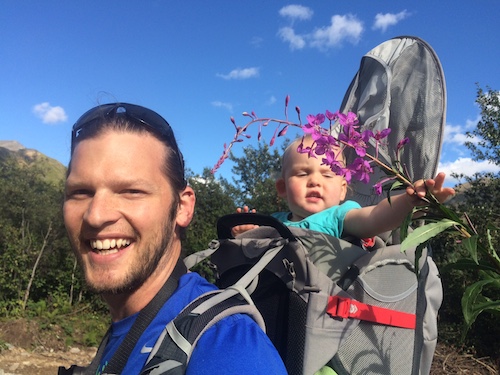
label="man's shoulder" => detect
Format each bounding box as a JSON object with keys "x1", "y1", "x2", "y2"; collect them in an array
[{"x1": 189, "y1": 312, "x2": 287, "y2": 374}]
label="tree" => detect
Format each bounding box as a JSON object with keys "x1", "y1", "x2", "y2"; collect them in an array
[
  {"x1": 183, "y1": 169, "x2": 237, "y2": 278},
  {"x1": 465, "y1": 85, "x2": 500, "y2": 166},
  {"x1": 0, "y1": 158, "x2": 80, "y2": 315},
  {"x1": 229, "y1": 142, "x2": 288, "y2": 214},
  {"x1": 433, "y1": 85, "x2": 500, "y2": 356}
]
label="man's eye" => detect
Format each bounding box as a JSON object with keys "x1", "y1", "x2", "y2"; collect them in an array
[
  {"x1": 67, "y1": 190, "x2": 92, "y2": 199},
  {"x1": 122, "y1": 189, "x2": 147, "y2": 197}
]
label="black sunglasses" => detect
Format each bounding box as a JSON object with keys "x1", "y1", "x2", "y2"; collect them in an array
[{"x1": 71, "y1": 103, "x2": 184, "y2": 170}]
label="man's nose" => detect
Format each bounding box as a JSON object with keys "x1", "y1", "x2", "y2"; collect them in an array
[{"x1": 83, "y1": 192, "x2": 121, "y2": 228}]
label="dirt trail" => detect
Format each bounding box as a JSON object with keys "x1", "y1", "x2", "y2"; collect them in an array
[{"x1": 0, "y1": 345, "x2": 95, "y2": 375}]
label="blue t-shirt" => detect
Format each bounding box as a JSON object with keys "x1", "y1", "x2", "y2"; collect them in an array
[
  {"x1": 96, "y1": 272, "x2": 287, "y2": 375},
  {"x1": 272, "y1": 200, "x2": 361, "y2": 237}
]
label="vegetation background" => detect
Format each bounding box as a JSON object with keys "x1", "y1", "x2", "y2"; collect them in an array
[{"x1": 0, "y1": 86, "x2": 498, "y2": 374}]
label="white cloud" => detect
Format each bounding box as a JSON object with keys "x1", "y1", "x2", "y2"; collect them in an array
[
  {"x1": 443, "y1": 117, "x2": 481, "y2": 147},
  {"x1": 277, "y1": 26, "x2": 306, "y2": 50},
  {"x1": 279, "y1": 5, "x2": 313, "y2": 21},
  {"x1": 373, "y1": 10, "x2": 410, "y2": 32},
  {"x1": 439, "y1": 158, "x2": 500, "y2": 184},
  {"x1": 310, "y1": 14, "x2": 363, "y2": 50},
  {"x1": 216, "y1": 67, "x2": 260, "y2": 80},
  {"x1": 250, "y1": 36, "x2": 263, "y2": 48},
  {"x1": 266, "y1": 95, "x2": 277, "y2": 105},
  {"x1": 211, "y1": 101, "x2": 233, "y2": 112},
  {"x1": 33, "y1": 102, "x2": 67, "y2": 124}
]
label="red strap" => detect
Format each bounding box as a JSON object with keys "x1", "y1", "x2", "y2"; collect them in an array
[{"x1": 327, "y1": 295, "x2": 416, "y2": 329}]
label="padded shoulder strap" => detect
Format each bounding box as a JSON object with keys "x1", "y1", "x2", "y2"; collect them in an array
[
  {"x1": 141, "y1": 237, "x2": 289, "y2": 374},
  {"x1": 140, "y1": 290, "x2": 265, "y2": 375}
]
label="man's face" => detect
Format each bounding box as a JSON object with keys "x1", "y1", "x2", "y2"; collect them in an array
[{"x1": 64, "y1": 130, "x2": 186, "y2": 294}]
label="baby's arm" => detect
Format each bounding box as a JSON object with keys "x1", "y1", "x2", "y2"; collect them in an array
[
  {"x1": 231, "y1": 206, "x2": 259, "y2": 237},
  {"x1": 343, "y1": 172, "x2": 455, "y2": 239}
]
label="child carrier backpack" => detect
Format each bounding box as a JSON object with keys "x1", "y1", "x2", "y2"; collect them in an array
[
  {"x1": 146, "y1": 212, "x2": 441, "y2": 375},
  {"x1": 140, "y1": 35, "x2": 446, "y2": 374}
]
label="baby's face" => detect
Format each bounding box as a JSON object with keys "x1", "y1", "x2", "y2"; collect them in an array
[{"x1": 279, "y1": 148, "x2": 347, "y2": 222}]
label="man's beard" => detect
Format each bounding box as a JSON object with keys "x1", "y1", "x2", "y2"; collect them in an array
[{"x1": 81, "y1": 213, "x2": 177, "y2": 295}]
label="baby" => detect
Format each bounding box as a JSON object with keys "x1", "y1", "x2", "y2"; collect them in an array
[{"x1": 232, "y1": 136, "x2": 455, "y2": 240}]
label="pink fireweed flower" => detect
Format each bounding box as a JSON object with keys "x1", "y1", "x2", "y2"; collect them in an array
[
  {"x1": 373, "y1": 181, "x2": 383, "y2": 195},
  {"x1": 323, "y1": 153, "x2": 345, "y2": 177},
  {"x1": 373, "y1": 176, "x2": 397, "y2": 195},
  {"x1": 303, "y1": 114, "x2": 327, "y2": 140},
  {"x1": 339, "y1": 131, "x2": 367, "y2": 157},
  {"x1": 278, "y1": 125, "x2": 289, "y2": 137},
  {"x1": 314, "y1": 134, "x2": 339, "y2": 156},
  {"x1": 306, "y1": 113, "x2": 325, "y2": 126},
  {"x1": 349, "y1": 157, "x2": 373, "y2": 184},
  {"x1": 397, "y1": 137, "x2": 410, "y2": 151},
  {"x1": 325, "y1": 109, "x2": 338, "y2": 121},
  {"x1": 337, "y1": 112, "x2": 359, "y2": 127},
  {"x1": 304, "y1": 113, "x2": 326, "y2": 140},
  {"x1": 373, "y1": 128, "x2": 391, "y2": 141},
  {"x1": 365, "y1": 128, "x2": 391, "y2": 158},
  {"x1": 396, "y1": 137, "x2": 410, "y2": 160},
  {"x1": 297, "y1": 141, "x2": 316, "y2": 158}
]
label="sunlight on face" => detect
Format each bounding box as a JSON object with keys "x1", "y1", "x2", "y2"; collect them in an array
[{"x1": 63, "y1": 130, "x2": 180, "y2": 294}]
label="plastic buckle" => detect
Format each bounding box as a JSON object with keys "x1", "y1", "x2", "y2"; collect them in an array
[{"x1": 327, "y1": 296, "x2": 352, "y2": 319}]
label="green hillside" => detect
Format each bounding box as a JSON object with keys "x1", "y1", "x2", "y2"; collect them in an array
[{"x1": 0, "y1": 141, "x2": 66, "y2": 186}]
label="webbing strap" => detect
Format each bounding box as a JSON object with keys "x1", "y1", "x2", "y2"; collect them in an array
[
  {"x1": 327, "y1": 295, "x2": 416, "y2": 329},
  {"x1": 96, "y1": 259, "x2": 187, "y2": 374}
]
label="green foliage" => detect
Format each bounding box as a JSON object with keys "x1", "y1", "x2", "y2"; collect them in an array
[
  {"x1": 185, "y1": 168, "x2": 237, "y2": 251},
  {"x1": 0, "y1": 155, "x2": 103, "y2": 320},
  {"x1": 229, "y1": 142, "x2": 288, "y2": 214},
  {"x1": 431, "y1": 85, "x2": 500, "y2": 355},
  {"x1": 400, "y1": 219, "x2": 458, "y2": 252},
  {"x1": 183, "y1": 168, "x2": 238, "y2": 279},
  {"x1": 465, "y1": 85, "x2": 500, "y2": 166},
  {"x1": 399, "y1": 86, "x2": 500, "y2": 345}
]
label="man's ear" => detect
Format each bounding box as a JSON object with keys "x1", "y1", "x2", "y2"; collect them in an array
[
  {"x1": 276, "y1": 178, "x2": 287, "y2": 198},
  {"x1": 176, "y1": 186, "x2": 195, "y2": 227}
]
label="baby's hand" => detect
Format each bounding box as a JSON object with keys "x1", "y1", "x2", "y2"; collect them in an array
[
  {"x1": 231, "y1": 206, "x2": 259, "y2": 237},
  {"x1": 406, "y1": 172, "x2": 455, "y2": 206}
]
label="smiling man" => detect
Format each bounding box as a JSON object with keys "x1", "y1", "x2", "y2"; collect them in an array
[{"x1": 62, "y1": 103, "x2": 286, "y2": 375}]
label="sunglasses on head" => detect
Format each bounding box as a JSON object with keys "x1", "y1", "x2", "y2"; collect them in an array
[{"x1": 71, "y1": 103, "x2": 184, "y2": 169}]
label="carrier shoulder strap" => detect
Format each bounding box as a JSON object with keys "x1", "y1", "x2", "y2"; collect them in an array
[
  {"x1": 141, "y1": 232, "x2": 289, "y2": 374},
  {"x1": 58, "y1": 259, "x2": 186, "y2": 375},
  {"x1": 139, "y1": 290, "x2": 264, "y2": 375}
]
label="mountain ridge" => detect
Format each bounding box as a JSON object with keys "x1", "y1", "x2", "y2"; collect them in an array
[{"x1": 0, "y1": 140, "x2": 67, "y2": 186}]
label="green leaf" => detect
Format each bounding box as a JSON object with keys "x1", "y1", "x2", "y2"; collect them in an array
[
  {"x1": 414, "y1": 242, "x2": 427, "y2": 277},
  {"x1": 387, "y1": 180, "x2": 405, "y2": 205},
  {"x1": 400, "y1": 219, "x2": 459, "y2": 252},
  {"x1": 462, "y1": 235, "x2": 479, "y2": 264},
  {"x1": 486, "y1": 227, "x2": 500, "y2": 263},
  {"x1": 436, "y1": 201, "x2": 464, "y2": 223},
  {"x1": 442, "y1": 258, "x2": 499, "y2": 273},
  {"x1": 399, "y1": 212, "x2": 412, "y2": 242},
  {"x1": 462, "y1": 279, "x2": 500, "y2": 328}
]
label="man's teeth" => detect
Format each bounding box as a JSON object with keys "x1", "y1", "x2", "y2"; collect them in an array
[{"x1": 90, "y1": 239, "x2": 131, "y2": 250}]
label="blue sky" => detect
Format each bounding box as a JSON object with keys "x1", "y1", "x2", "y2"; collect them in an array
[{"x1": 1, "y1": 1, "x2": 499, "y2": 186}]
